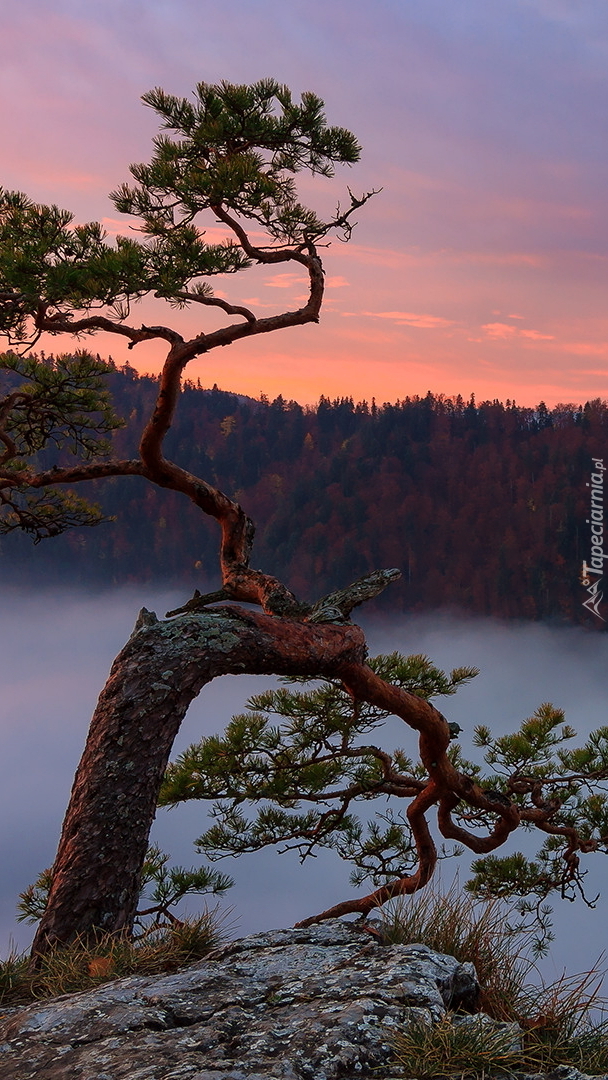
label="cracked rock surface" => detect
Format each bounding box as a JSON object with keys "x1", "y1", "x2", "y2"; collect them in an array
[
  {"x1": 0, "y1": 922, "x2": 479, "y2": 1079},
  {"x1": 1, "y1": 923, "x2": 606, "y2": 1080}
]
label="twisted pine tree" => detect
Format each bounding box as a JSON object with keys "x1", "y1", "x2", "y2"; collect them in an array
[{"x1": 1, "y1": 78, "x2": 607, "y2": 957}]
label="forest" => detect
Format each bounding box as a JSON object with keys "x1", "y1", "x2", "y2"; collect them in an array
[{"x1": 1, "y1": 355, "x2": 605, "y2": 628}]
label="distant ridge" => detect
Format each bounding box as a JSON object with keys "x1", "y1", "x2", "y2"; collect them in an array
[{"x1": 1, "y1": 357, "x2": 606, "y2": 629}]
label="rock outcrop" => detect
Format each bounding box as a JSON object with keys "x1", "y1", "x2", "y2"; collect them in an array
[{"x1": 0, "y1": 922, "x2": 605, "y2": 1080}]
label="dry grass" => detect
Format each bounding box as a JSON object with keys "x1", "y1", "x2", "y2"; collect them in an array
[
  {"x1": 392, "y1": 1011, "x2": 608, "y2": 1079},
  {"x1": 379, "y1": 880, "x2": 535, "y2": 1019},
  {"x1": 391, "y1": 1013, "x2": 533, "y2": 1079},
  {"x1": 382, "y1": 883, "x2": 608, "y2": 1078},
  {"x1": 0, "y1": 909, "x2": 227, "y2": 1007}
]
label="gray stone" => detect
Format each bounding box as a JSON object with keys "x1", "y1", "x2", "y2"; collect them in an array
[
  {"x1": 0, "y1": 922, "x2": 605, "y2": 1080},
  {"x1": 0, "y1": 922, "x2": 478, "y2": 1079},
  {"x1": 515, "y1": 1072, "x2": 608, "y2": 1080}
]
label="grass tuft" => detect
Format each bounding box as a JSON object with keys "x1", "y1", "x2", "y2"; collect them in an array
[
  {"x1": 392, "y1": 1013, "x2": 528, "y2": 1079},
  {"x1": 0, "y1": 909, "x2": 227, "y2": 1007},
  {"x1": 382, "y1": 882, "x2": 608, "y2": 1077},
  {"x1": 379, "y1": 880, "x2": 536, "y2": 1020}
]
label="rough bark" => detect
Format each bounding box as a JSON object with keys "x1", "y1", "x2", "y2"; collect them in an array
[{"x1": 31, "y1": 607, "x2": 366, "y2": 956}]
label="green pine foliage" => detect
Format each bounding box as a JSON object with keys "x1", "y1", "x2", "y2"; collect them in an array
[
  {"x1": 1, "y1": 79, "x2": 367, "y2": 351},
  {"x1": 0, "y1": 351, "x2": 124, "y2": 539},
  {"x1": 159, "y1": 652, "x2": 477, "y2": 887},
  {"x1": 112, "y1": 79, "x2": 362, "y2": 246},
  {"x1": 0, "y1": 352, "x2": 121, "y2": 457},
  {"x1": 18, "y1": 844, "x2": 233, "y2": 933},
  {"x1": 468, "y1": 710, "x2": 608, "y2": 902},
  {"x1": 159, "y1": 653, "x2": 608, "y2": 908},
  {"x1": 0, "y1": 192, "x2": 149, "y2": 345}
]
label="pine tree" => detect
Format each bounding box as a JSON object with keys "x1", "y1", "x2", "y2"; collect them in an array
[{"x1": 2, "y1": 79, "x2": 607, "y2": 958}]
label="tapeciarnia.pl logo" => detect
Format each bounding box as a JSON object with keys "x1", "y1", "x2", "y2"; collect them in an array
[{"x1": 581, "y1": 457, "x2": 606, "y2": 621}]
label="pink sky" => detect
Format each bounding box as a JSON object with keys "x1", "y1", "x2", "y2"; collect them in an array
[{"x1": 3, "y1": 0, "x2": 608, "y2": 406}]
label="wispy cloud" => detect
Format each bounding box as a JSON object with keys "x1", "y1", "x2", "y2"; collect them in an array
[
  {"x1": 482, "y1": 322, "x2": 554, "y2": 342},
  {"x1": 264, "y1": 273, "x2": 308, "y2": 289},
  {"x1": 521, "y1": 329, "x2": 555, "y2": 341},
  {"x1": 348, "y1": 310, "x2": 456, "y2": 329},
  {"x1": 482, "y1": 322, "x2": 518, "y2": 339},
  {"x1": 240, "y1": 298, "x2": 277, "y2": 309},
  {"x1": 556, "y1": 343, "x2": 608, "y2": 358}
]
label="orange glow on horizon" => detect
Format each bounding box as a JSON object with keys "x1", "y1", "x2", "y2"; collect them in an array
[{"x1": 74, "y1": 330, "x2": 608, "y2": 410}]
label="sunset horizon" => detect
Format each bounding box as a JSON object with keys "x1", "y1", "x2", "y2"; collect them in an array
[{"x1": 3, "y1": 1, "x2": 608, "y2": 408}]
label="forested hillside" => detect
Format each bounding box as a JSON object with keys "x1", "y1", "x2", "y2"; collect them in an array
[{"x1": 2, "y1": 357, "x2": 606, "y2": 627}]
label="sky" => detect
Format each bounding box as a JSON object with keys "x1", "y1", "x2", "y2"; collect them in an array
[
  {"x1": 3, "y1": 0, "x2": 608, "y2": 406},
  {"x1": 2, "y1": 592, "x2": 607, "y2": 983}
]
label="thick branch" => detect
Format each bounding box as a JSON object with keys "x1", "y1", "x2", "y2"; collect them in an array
[
  {"x1": 132, "y1": 235, "x2": 323, "y2": 613},
  {"x1": 307, "y1": 569, "x2": 402, "y2": 622},
  {"x1": 291, "y1": 668, "x2": 453, "y2": 925},
  {"x1": 294, "y1": 662, "x2": 524, "y2": 925},
  {"x1": 183, "y1": 271, "x2": 325, "y2": 357},
  {"x1": 437, "y1": 793, "x2": 520, "y2": 854},
  {"x1": 35, "y1": 310, "x2": 183, "y2": 348},
  {"x1": 211, "y1": 204, "x2": 313, "y2": 265},
  {"x1": 16, "y1": 458, "x2": 145, "y2": 488},
  {"x1": 0, "y1": 427, "x2": 17, "y2": 466},
  {"x1": 338, "y1": 661, "x2": 453, "y2": 771}
]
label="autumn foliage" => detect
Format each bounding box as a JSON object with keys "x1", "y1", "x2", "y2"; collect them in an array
[{"x1": 3, "y1": 360, "x2": 605, "y2": 628}]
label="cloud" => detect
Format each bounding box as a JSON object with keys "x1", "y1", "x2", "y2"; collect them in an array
[
  {"x1": 482, "y1": 322, "x2": 554, "y2": 342},
  {"x1": 345, "y1": 243, "x2": 418, "y2": 270},
  {"x1": 521, "y1": 329, "x2": 555, "y2": 341},
  {"x1": 482, "y1": 322, "x2": 518, "y2": 339},
  {"x1": 465, "y1": 252, "x2": 546, "y2": 268},
  {"x1": 556, "y1": 343, "x2": 608, "y2": 358},
  {"x1": 264, "y1": 273, "x2": 308, "y2": 289},
  {"x1": 100, "y1": 216, "x2": 134, "y2": 238},
  {"x1": 355, "y1": 311, "x2": 456, "y2": 329}
]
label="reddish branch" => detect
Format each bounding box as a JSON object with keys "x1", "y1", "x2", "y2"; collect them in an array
[{"x1": 296, "y1": 662, "x2": 523, "y2": 925}]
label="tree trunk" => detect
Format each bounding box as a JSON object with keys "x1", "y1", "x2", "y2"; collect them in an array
[{"x1": 31, "y1": 606, "x2": 366, "y2": 957}]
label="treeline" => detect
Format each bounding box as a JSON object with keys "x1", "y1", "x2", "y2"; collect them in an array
[{"x1": 2, "y1": 358, "x2": 606, "y2": 627}]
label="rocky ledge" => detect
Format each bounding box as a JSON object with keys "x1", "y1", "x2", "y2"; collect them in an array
[{"x1": 0, "y1": 921, "x2": 605, "y2": 1080}]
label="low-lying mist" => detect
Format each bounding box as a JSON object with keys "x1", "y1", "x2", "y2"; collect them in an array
[{"x1": 1, "y1": 588, "x2": 606, "y2": 983}]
